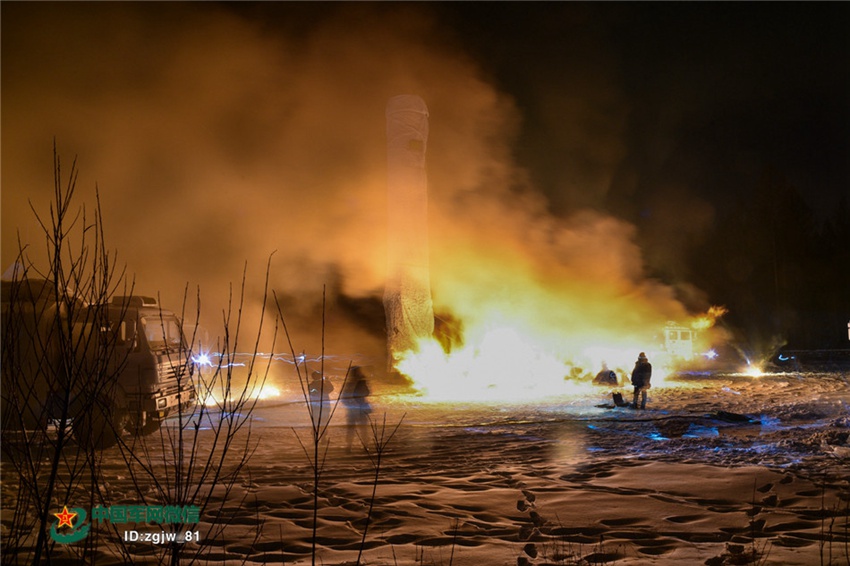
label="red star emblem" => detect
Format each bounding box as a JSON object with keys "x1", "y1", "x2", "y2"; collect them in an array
[{"x1": 54, "y1": 506, "x2": 77, "y2": 529}]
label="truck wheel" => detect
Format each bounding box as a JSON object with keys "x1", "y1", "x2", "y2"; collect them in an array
[
  {"x1": 139, "y1": 419, "x2": 161, "y2": 436},
  {"x1": 72, "y1": 398, "x2": 129, "y2": 449},
  {"x1": 126, "y1": 415, "x2": 161, "y2": 437}
]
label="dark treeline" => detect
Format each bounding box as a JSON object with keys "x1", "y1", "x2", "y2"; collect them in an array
[{"x1": 686, "y1": 169, "x2": 850, "y2": 351}]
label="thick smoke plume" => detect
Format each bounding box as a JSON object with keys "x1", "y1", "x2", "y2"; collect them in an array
[{"x1": 2, "y1": 4, "x2": 720, "y2": 374}]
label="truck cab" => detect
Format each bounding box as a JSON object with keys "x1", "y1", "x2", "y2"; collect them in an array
[
  {"x1": 108, "y1": 296, "x2": 197, "y2": 435},
  {"x1": 1, "y1": 280, "x2": 197, "y2": 447},
  {"x1": 663, "y1": 322, "x2": 695, "y2": 360}
]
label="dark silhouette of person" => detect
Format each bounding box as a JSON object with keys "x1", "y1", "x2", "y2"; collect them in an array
[
  {"x1": 307, "y1": 370, "x2": 333, "y2": 428},
  {"x1": 340, "y1": 366, "x2": 372, "y2": 451},
  {"x1": 630, "y1": 352, "x2": 652, "y2": 410}
]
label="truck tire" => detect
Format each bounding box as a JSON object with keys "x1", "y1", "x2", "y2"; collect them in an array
[
  {"x1": 72, "y1": 396, "x2": 129, "y2": 449},
  {"x1": 126, "y1": 415, "x2": 161, "y2": 437}
]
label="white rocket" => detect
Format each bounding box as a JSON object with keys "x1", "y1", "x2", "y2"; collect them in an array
[{"x1": 384, "y1": 95, "x2": 435, "y2": 359}]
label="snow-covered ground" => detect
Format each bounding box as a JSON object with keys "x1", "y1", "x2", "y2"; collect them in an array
[
  {"x1": 6, "y1": 365, "x2": 849, "y2": 565},
  {"x1": 203, "y1": 365, "x2": 850, "y2": 565},
  {"x1": 253, "y1": 365, "x2": 850, "y2": 477}
]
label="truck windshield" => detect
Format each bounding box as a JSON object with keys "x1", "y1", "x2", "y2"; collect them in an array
[{"x1": 141, "y1": 315, "x2": 183, "y2": 351}]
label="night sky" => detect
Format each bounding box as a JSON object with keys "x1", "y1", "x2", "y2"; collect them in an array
[{"x1": 2, "y1": 2, "x2": 848, "y2": 355}]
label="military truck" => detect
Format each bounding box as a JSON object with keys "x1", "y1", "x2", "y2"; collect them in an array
[{"x1": 1, "y1": 278, "x2": 196, "y2": 448}]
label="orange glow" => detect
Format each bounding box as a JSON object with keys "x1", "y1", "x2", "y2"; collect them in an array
[
  {"x1": 690, "y1": 305, "x2": 728, "y2": 331},
  {"x1": 252, "y1": 384, "x2": 281, "y2": 400},
  {"x1": 743, "y1": 364, "x2": 765, "y2": 378},
  {"x1": 391, "y1": 231, "x2": 726, "y2": 401},
  {"x1": 200, "y1": 382, "x2": 281, "y2": 406},
  {"x1": 396, "y1": 328, "x2": 593, "y2": 402},
  {"x1": 395, "y1": 329, "x2": 697, "y2": 402}
]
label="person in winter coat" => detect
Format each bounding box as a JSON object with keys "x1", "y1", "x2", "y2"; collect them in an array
[
  {"x1": 341, "y1": 366, "x2": 372, "y2": 451},
  {"x1": 630, "y1": 352, "x2": 652, "y2": 410}
]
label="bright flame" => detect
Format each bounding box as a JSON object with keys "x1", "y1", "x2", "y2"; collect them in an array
[
  {"x1": 391, "y1": 286, "x2": 731, "y2": 401},
  {"x1": 393, "y1": 304, "x2": 725, "y2": 401},
  {"x1": 690, "y1": 305, "x2": 728, "y2": 331},
  {"x1": 743, "y1": 363, "x2": 765, "y2": 378},
  {"x1": 396, "y1": 327, "x2": 587, "y2": 402},
  {"x1": 395, "y1": 324, "x2": 684, "y2": 402},
  {"x1": 252, "y1": 384, "x2": 281, "y2": 400},
  {"x1": 200, "y1": 388, "x2": 221, "y2": 407},
  {"x1": 199, "y1": 382, "x2": 281, "y2": 406},
  {"x1": 391, "y1": 212, "x2": 728, "y2": 402}
]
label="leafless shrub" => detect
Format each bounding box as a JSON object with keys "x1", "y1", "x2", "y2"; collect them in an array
[
  {"x1": 356, "y1": 412, "x2": 405, "y2": 566},
  {"x1": 1, "y1": 147, "x2": 132, "y2": 564},
  {"x1": 109, "y1": 260, "x2": 278, "y2": 565}
]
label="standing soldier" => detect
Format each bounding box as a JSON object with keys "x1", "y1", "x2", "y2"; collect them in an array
[
  {"x1": 630, "y1": 352, "x2": 652, "y2": 410},
  {"x1": 341, "y1": 366, "x2": 372, "y2": 452}
]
